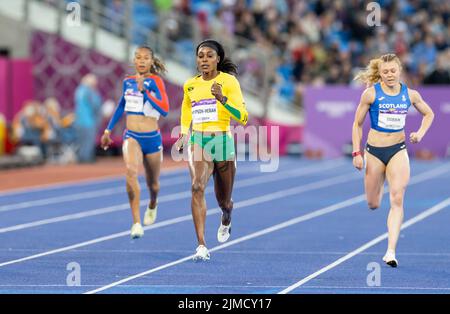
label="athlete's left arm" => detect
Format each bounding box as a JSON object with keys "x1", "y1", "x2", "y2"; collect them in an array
[
  {"x1": 408, "y1": 89, "x2": 434, "y2": 143},
  {"x1": 222, "y1": 76, "x2": 248, "y2": 125},
  {"x1": 143, "y1": 76, "x2": 170, "y2": 117}
]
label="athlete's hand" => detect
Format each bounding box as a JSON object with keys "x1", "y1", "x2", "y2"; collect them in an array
[
  {"x1": 409, "y1": 132, "x2": 423, "y2": 144},
  {"x1": 101, "y1": 131, "x2": 113, "y2": 150},
  {"x1": 175, "y1": 134, "x2": 188, "y2": 152},
  {"x1": 353, "y1": 155, "x2": 364, "y2": 171},
  {"x1": 211, "y1": 81, "x2": 224, "y2": 103},
  {"x1": 136, "y1": 73, "x2": 144, "y2": 92}
]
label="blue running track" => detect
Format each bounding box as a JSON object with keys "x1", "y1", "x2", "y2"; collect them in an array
[{"x1": 0, "y1": 157, "x2": 449, "y2": 294}]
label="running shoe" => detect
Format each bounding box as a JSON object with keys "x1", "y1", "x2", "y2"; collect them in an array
[
  {"x1": 143, "y1": 203, "x2": 158, "y2": 226},
  {"x1": 130, "y1": 223, "x2": 144, "y2": 239},
  {"x1": 217, "y1": 217, "x2": 231, "y2": 243},
  {"x1": 382, "y1": 250, "x2": 398, "y2": 267},
  {"x1": 193, "y1": 245, "x2": 210, "y2": 262}
]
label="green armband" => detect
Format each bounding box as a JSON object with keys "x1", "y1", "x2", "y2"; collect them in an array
[
  {"x1": 223, "y1": 102, "x2": 242, "y2": 120},
  {"x1": 221, "y1": 96, "x2": 247, "y2": 123}
]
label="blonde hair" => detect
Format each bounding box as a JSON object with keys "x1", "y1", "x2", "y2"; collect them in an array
[{"x1": 354, "y1": 53, "x2": 402, "y2": 85}]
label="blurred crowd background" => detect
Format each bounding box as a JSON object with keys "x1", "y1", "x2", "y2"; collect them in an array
[
  {"x1": 49, "y1": 0, "x2": 450, "y2": 104},
  {"x1": 0, "y1": 0, "x2": 449, "y2": 168}
]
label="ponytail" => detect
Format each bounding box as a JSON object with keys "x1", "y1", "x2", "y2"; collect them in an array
[
  {"x1": 137, "y1": 45, "x2": 167, "y2": 75},
  {"x1": 218, "y1": 57, "x2": 238, "y2": 76},
  {"x1": 354, "y1": 58, "x2": 382, "y2": 86},
  {"x1": 354, "y1": 53, "x2": 402, "y2": 86},
  {"x1": 151, "y1": 56, "x2": 167, "y2": 75}
]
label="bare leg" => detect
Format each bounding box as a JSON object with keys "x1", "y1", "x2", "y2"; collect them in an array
[
  {"x1": 188, "y1": 144, "x2": 214, "y2": 246},
  {"x1": 364, "y1": 152, "x2": 386, "y2": 210},
  {"x1": 385, "y1": 150, "x2": 410, "y2": 253},
  {"x1": 213, "y1": 160, "x2": 236, "y2": 225},
  {"x1": 122, "y1": 138, "x2": 143, "y2": 224},
  {"x1": 143, "y1": 150, "x2": 162, "y2": 209}
]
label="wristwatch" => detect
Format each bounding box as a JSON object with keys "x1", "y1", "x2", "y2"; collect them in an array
[
  {"x1": 352, "y1": 151, "x2": 362, "y2": 157},
  {"x1": 221, "y1": 96, "x2": 228, "y2": 105}
]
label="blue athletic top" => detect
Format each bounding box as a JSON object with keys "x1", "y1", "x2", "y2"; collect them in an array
[
  {"x1": 106, "y1": 75, "x2": 169, "y2": 131},
  {"x1": 369, "y1": 82, "x2": 411, "y2": 133}
]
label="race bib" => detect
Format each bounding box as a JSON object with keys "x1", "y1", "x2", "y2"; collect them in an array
[
  {"x1": 143, "y1": 104, "x2": 161, "y2": 120},
  {"x1": 378, "y1": 111, "x2": 407, "y2": 130},
  {"x1": 124, "y1": 91, "x2": 144, "y2": 113},
  {"x1": 192, "y1": 98, "x2": 218, "y2": 123}
]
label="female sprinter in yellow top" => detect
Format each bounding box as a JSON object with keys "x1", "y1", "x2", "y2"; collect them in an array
[
  {"x1": 101, "y1": 46, "x2": 170, "y2": 239},
  {"x1": 352, "y1": 53, "x2": 434, "y2": 267},
  {"x1": 175, "y1": 39, "x2": 248, "y2": 261}
]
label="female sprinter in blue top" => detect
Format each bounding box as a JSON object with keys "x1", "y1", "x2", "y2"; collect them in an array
[
  {"x1": 352, "y1": 53, "x2": 434, "y2": 267},
  {"x1": 101, "y1": 46, "x2": 170, "y2": 238}
]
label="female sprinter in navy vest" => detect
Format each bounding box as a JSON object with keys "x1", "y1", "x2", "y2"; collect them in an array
[
  {"x1": 101, "y1": 46, "x2": 169, "y2": 238},
  {"x1": 352, "y1": 53, "x2": 434, "y2": 267}
]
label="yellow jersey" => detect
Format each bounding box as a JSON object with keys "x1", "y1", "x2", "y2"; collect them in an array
[{"x1": 180, "y1": 71, "x2": 248, "y2": 134}]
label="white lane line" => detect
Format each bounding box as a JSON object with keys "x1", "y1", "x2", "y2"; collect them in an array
[
  {"x1": 0, "y1": 160, "x2": 343, "y2": 212},
  {"x1": 1, "y1": 285, "x2": 450, "y2": 291},
  {"x1": 0, "y1": 176, "x2": 188, "y2": 212},
  {"x1": 0, "y1": 160, "x2": 266, "y2": 198},
  {"x1": 0, "y1": 172, "x2": 360, "y2": 268},
  {"x1": 0, "y1": 165, "x2": 187, "y2": 196},
  {"x1": 3, "y1": 248, "x2": 450, "y2": 256},
  {"x1": 280, "y1": 286, "x2": 450, "y2": 291},
  {"x1": 0, "y1": 161, "x2": 345, "y2": 233},
  {"x1": 0, "y1": 158, "x2": 303, "y2": 197},
  {"x1": 84, "y1": 165, "x2": 450, "y2": 294},
  {"x1": 82, "y1": 195, "x2": 369, "y2": 294},
  {"x1": 278, "y1": 196, "x2": 450, "y2": 294},
  {"x1": 2, "y1": 163, "x2": 448, "y2": 273},
  {"x1": 0, "y1": 284, "x2": 281, "y2": 288},
  {"x1": 0, "y1": 174, "x2": 127, "y2": 197}
]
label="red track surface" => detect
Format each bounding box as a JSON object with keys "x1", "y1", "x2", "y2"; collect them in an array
[{"x1": 0, "y1": 156, "x2": 186, "y2": 192}]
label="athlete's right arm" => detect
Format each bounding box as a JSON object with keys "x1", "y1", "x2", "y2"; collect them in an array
[
  {"x1": 101, "y1": 81, "x2": 126, "y2": 150},
  {"x1": 175, "y1": 83, "x2": 192, "y2": 152},
  {"x1": 180, "y1": 83, "x2": 192, "y2": 135},
  {"x1": 352, "y1": 87, "x2": 374, "y2": 170},
  {"x1": 105, "y1": 96, "x2": 125, "y2": 132}
]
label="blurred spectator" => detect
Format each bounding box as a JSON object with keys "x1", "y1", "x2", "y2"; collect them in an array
[
  {"x1": 74, "y1": 74, "x2": 102, "y2": 163},
  {"x1": 43, "y1": 97, "x2": 62, "y2": 141},
  {"x1": 11, "y1": 101, "x2": 53, "y2": 160},
  {"x1": 196, "y1": 10, "x2": 211, "y2": 38},
  {"x1": 238, "y1": 53, "x2": 265, "y2": 92},
  {"x1": 104, "y1": 0, "x2": 126, "y2": 36},
  {"x1": 154, "y1": 0, "x2": 174, "y2": 13},
  {"x1": 44, "y1": 97, "x2": 78, "y2": 163},
  {"x1": 40, "y1": 0, "x2": 450, "y2": 112},
  {"x1": 411, "y1": 35, "x2": 438, "y2": 73},
  {"x1": 131, "y1": 0, "x2": 158, "y2": 44},
  {"x1": 424, "y1": 52, "x2": 450, "y2": 84}
]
